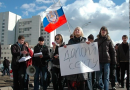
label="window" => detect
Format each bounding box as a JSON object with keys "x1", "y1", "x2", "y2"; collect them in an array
[
  {"x1": 44, "y1": 36, "x2": 46, "y2": 38},
  {"x1": 2, "y1": 29, "x2": 4, "y2": 31},
  {"x1": 5, "y1": 52, "x2": 6, "y2": 54},
  {"x1": 47, "y1": 36, "x2": 49, "y2": 38},
  {"x1": 1, "y1": 36, "x2": 4, "y2": 38},
  {"x1": 2, "y1": 23, "x2": 5, "y2": 25},
  {"x1": 1, "y1": 40, "x2": 4, "y2": 42},
  {"x1": 2, "y1": 26, "x2": 5, "y2": 28},
  {"x1": 44, "y1": 33, "x2": 46, "y2": 34},
  {"x1": 1, "y1": 57, "x2": 3, "y2": 59},
  {"x1": 2, "y1": 33, "x2": 4, "y2": 35},
  {"x1": 47, "y1": 39, "x2": 49, "y2": 41}
]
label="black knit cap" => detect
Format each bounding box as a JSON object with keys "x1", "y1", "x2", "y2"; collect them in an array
[
  {"x1": 88, "y1": 34, "x2": 94, "y2": 40},
  {"x1": 38, "y1": 36, "x2": 44, "y2": 41}
]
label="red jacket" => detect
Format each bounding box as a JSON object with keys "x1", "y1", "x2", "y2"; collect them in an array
[{"x1": 26, "y1": 48, "x2": 33, "y2": 67}]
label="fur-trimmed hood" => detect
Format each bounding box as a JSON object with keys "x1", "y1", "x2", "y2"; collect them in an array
[{"x1": 97, "y1": 34, "x2": 111, "y2": 40}]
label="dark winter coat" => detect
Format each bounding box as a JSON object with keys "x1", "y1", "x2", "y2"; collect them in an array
[
  {"x1": 94, "y1": 35, "x2": 116, "y2": 64},
  {"x1": 52, "y1": 43, "x2": 65, "y2": 65},
  {"x1": 117, "y1": 42, "x2": 129, "y2": 63},
  {"x1": 11, "y1": 42, "x2": 29, "y2": 70},
  {"x1": 32, "y1": 44, "x2": 50, "y2": 67}
]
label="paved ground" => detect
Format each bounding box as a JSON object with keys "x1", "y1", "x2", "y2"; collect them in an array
[{"x1": 0, "y1": 72, "x2": 126, "y2": 90}]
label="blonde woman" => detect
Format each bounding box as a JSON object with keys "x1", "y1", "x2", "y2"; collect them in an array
[{"x1": 64, "y1": 27, "x2": 91, "y2": 90}]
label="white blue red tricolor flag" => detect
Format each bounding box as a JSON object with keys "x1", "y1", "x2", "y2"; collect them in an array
[{"x1": 43, "y1": 1, "x2": 67, "y2": 33}]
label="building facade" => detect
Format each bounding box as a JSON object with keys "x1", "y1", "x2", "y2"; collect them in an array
[
  {"x1": 0, "y1": 11, "x2": 21, "y2": 45},
  {"x1": 0, "y1": 11, "x2": 56, "y2": 62}
]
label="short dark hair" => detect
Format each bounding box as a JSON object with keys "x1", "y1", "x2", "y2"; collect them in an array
[
  {"x1": 4, "y1": 57, "x2": 6, "y2": 59},
  {"x1": 116, "y1": 43, "x2": 120, "y2": 46},
  {"x1": 18, "y1": 35, "x2": 25, "y2": 40},
  {"x1": 122, "y1": 35, "x2": 128, "y2": 38},
  {"x1": 88, "y1": 34, "x2": 94, "y2": 40}
]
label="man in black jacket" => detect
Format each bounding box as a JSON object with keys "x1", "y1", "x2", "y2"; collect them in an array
[
  {"x1": 94, "y1": 26, "x2": 116, "y2": 90},
  {"x1": 32, "y1": 36, "x2": 50, "y2": 90},
  {"x1": 2, "y1": 57, "x2": 10, "y2": 76},
  {"x1": 11, "y1": 35, "x2": 29, "y2": 90},
  {"x1": 117, "y1": 35, "x2": 129, "y2": 90}
]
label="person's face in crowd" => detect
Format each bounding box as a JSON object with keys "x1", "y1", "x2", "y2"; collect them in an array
[
  {"x1": 88, "y1": 38, "x2": 93, "y2": 43},
  {"x1": 18, "y1": 39, "x2": 25, "y2": 45},
  {"x1": 122, "y1": 37, "x2": 128, "y2": 43},
  {"x1": 25, "y1": 43, "x2": 29, "y2": 47},
  {"x1": 39, "y1": 41, "x2": 44, "y2": 45},
  {"x1": 74, "y1": 28, "x2": 82, "y2": 37},
  {"x1": 70, "y1": 36, "x2": 73, "y2": 39},
  {"x1": 101, "y1": 29, "x2": 107, "y2": 36},
  {"x1": 115, "y1": 45, "x2": 118, "y2": 50},
  {"x1": 55, "y1": 36, "x2": 61, "y2": 44}
]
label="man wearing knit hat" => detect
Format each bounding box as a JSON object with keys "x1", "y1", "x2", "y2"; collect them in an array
[{"x1": 32, "y1": 36, "x2": 50, "y2": 90}]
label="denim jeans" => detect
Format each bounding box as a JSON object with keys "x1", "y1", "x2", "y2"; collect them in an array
[
  {"x1": 87, "y1": 72, "x2": 92, "y2": 90},
  {"x1": 3, "y1": 67, "x2": 10, "y2": 75},
  {"x1": 96, "y1": 63, "x2": 110, "y2": 90},
  {"x1": 34, "y1": 66, "x2": 47, "y2": 90}
]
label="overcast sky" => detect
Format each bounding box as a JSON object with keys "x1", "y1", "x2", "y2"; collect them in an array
[{"x1": 0, "y1": 0, "x2": 129, "y2": 45}]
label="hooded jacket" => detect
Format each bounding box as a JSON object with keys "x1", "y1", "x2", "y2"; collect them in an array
[
  {"x1": 94, "y1": 35, "x2": 116, "y2": 64},
  {"x1": 32, "y1": 44, "x2": 50, "y2": 67},
  {"x1": 66, "y1": 36, "x2": 88, "y2": 81}
]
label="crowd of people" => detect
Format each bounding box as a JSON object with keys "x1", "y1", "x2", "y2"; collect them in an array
[{"x1": 8, "y1": 26, "x2": 129, "y2": 90}]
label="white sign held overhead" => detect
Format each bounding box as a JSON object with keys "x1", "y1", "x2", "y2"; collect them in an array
[{"x1": 59, "y1": 42, "x2": 100, "y2": 76}]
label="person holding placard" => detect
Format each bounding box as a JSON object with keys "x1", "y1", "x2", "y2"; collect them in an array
[
  {"x1": 64, "y1": 27, "x2": 91, "y2": 90},
  {"x1": 51, "y1": 34, "x2": 65, "y2": 90},
  {"x1": 94, "y1": 26, "x2": 116, "y2": 90}
]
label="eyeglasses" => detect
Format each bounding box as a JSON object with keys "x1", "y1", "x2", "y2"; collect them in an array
[{"x1": 56, "y1": 38, "x2": 59, "y2": 40}]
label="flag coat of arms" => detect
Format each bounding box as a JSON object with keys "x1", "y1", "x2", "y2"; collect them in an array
[{"x1": 43, "y1": 2, "x2": 67, "y2": 33}]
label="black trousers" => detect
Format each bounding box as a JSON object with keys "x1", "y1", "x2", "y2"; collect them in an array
[
  {"x1": 116, "y1": 65, "x2": 121, "y2": 84},
  {"x1": 120, "y1": 62, "x2": 129, "y2": 89},
  {"x1": 52, "y1": 67, "x2": 65, "y2": 90},
  {"x1": 12, "y1": 65, "x2": 28, "y2": 90},
  {"x1": 110, "y1": 67, "x2": 116, "y2": 87}
]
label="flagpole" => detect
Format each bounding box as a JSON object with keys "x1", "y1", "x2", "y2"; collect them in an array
[{"x1": 58, "y1": 0, "x2": 72, "y2": 35}]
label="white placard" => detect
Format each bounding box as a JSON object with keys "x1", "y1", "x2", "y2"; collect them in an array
[
  {"x1": 19, "y1": 56, "x2": 31, "y2": 62},
  {"x1": 59, "y1": 42, "x2": 100, "y2": 76},
  {"x1": 34, "y1": 52, "x2": 42, "y2": 57}
]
